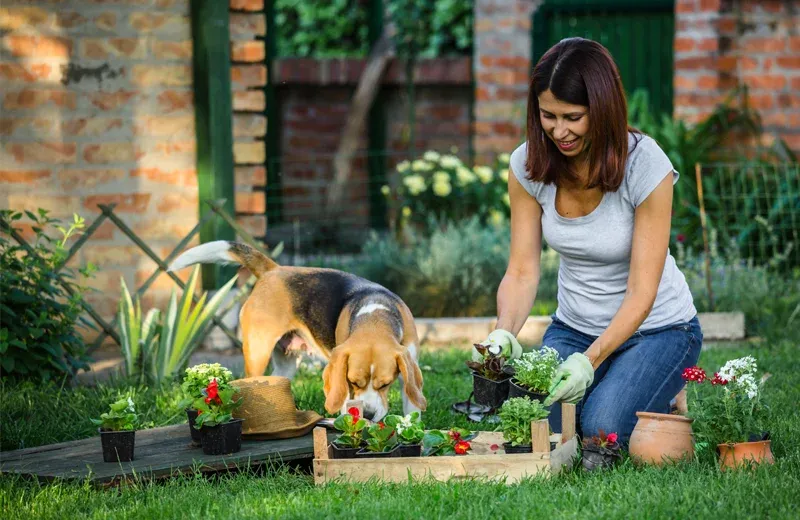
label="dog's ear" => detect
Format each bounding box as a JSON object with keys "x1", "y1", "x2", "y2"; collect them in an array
[
  {"x1": 396, "y1": 351, "x2": 427, "y2": 411},
  {"x1": 323, "y1": 347, "x2": 350, "y2": 414}
]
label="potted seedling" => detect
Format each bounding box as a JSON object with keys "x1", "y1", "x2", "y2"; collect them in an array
[
  {"x1": 497, "y1": 396, "x2": 550, "y2": 454},
  {"x1": 193, "y1": 378, "x2": 244, "y2": 455},
  {"x1": 385, "y1": 412, "x2": 426, "y2": 457},
  {"x1": 682, "y1": 357, "x2": 774, "y2": 469},
  {"x1": 422, "y1": 427, "x2": 476, "y2": 456},
  {"x1": 180, "y1": 363, "x2": 234, "y2": 447},
  {"x1": 466, "y1": 343, "x2": 511, "y2": 408},
  {"x1": 92, "y1": 397, "x2": 138, "y2": 463},
  {"x1": 331, "y1": 406, "x2": 368, "y2": 459},
  {"x1": 356, "y1": 421, "x2": 400, "y2": 458},
  {"x1": 507, "y1": 346, "x2": 561, "y2": 402},
  {"x1": 581, "y1": 430, "x2": 622, "y2": 471}
]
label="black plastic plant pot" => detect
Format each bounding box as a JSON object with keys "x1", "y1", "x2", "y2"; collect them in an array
[
  {"x1": 99, "y1": 429, "x2": 136, "y2": 463},
  {"x1": 502, "y1": 442, "x2": 533, "y2": 454},
  {"x1": 200, "y1": 419, "x2": 244, "y2": 456},
  {"x1": 186, "y1": 408, "x2": 202, "y2": 446},
  {"x1": 581, "y1": 446, "x2": 620, "y2": 472},
  {"x1": 355, "y1": 445, "x2": 401, "y2": 458},
  {"x1": 508, "y1": 379, "x2": 548, "y2": 403},
  {"x1": 330, "y1": 442, "x2": 362, "y2": 459},
  {"x1": 472, "y1": 372, "x2": 510, "y2": 408},
  {"x1": 399, "y1": 443, "x2": 422, "y2": 457}
]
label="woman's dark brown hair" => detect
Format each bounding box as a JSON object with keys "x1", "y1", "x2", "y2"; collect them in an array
[{"x1": 525, "y1": 37, "x2": 639, "y2": 191}]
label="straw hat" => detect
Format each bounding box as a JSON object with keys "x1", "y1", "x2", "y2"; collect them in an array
[{"x1": 231, "y1": 376, "x2": 323, "y2": 440}]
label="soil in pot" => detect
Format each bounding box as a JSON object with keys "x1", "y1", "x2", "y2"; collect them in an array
[
  {"x1": 472, "y1": 372, "x2": 510, "y2": 409},
  {"x1": 629, "y1": 411, "x2": 694, "y2": 465},
  {"x1": 503, "y1": 442, "x2": 533, "y2": 454},
  {"x1": 718, "y1": 440, "x2": 775, "y2": 469},
  {"x1": 355, "y1": 445, "x2": 401, "y2": 458},
  {"x1": 186, "y1": 408, "x2": 201, "y2": 446},
  {"x1": 330, "y1": 442, "x2": 362, "y2": 459},
  {"x1": 508, "y1": 379, "x2": 548, "y2": 402},
  {"x1": 99, "y1": 429, "x2": 136, "y2": 463},
  {"x1": 581, "y1": 446, "x2": 621, "y2": 472},
  {"x1": 399, "y1": 443, "x2": 422, "y2": 457},
  {"x1": 200, "y1": 418, "x2": 244, "y2": 455}
]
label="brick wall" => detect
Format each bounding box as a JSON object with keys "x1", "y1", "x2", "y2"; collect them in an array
[
  {"x1": 0, "y1": 1, "x2": 266, "y2": 343},
  {"x1": 674, "y1": 0, "x2": 800, "y2": 152},
  {"x1": 270, "y1": 57, "x2": 472, "y2": 249}
]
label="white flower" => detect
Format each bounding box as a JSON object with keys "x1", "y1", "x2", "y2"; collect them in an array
[
  {"x1": 380, "y1": 185, "x2": 390, "y2": 196},
  {"x1": 423, "y1": 151, "x2": 441, "y2": 162},
  {"x1": 498, "y1": 153, "x2": 510, "y2": 164},
  {"x1": 403, "y1": 174, "x2": 426, "y2": 195},
  {"x1": 502, "y1": 193, "x2": 510, "y2": 207},
  {"x1": 433, "y1": 171, "x2": 450, "y2": 184},
  {"x1": 432, "y1": 180, "x2": 452, "y2": 197},
  {"x1": 396, "y1": 414, "x2": 414, "y2": 434},
  {"x1": 455, "y1": 166, "x2": 476, "y2": 186},
  {"x1": 500, "y1": 168, "x2": 509, "y2": 183},
  {"x1": 396, "y1": 160, "x2": 410, "y2": 172},
  {"x1": 474, "y1": 166, "x2": 493, "y2": 184},
  {"x1": 440, "y1": 155, "x2": 462, "y2": 168},
  {"x1": 402, "y1": 206, "x2": 411, "y2": 218},
  {"x1": 412, "y1": 160, "x2": 433, "y2": 172},
  {"x1": 488, "y1": 210, "x2": 503, "y2": 227}
]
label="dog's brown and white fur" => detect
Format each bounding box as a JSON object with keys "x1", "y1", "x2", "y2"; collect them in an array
[{"x1": 168, "y1": 241, "x2": 426, "y2": 420}]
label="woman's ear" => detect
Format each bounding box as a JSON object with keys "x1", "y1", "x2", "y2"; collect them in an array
[
  {"x1": 396, "y1": 351, "x2": 427, "y2": 411},
  {"x1": 323, "y1": 347, "x2": 350, "y2": 414}
]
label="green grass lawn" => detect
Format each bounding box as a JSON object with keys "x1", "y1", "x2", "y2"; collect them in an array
[{"x1": 2, "y1": 341, "x2": 799, "y2": 519}]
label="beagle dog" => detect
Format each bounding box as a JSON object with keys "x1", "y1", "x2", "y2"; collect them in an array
[{"x1": 168, "y1": 241, "x2": 427, "y2": 421}]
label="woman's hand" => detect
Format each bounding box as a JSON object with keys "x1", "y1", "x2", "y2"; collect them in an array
[
  {"x1": 472, "y1": 329, "x2": 523, "y2": 362},
  {"x1": 543, "y1": 353, "x2": 594, "y2": 405}
]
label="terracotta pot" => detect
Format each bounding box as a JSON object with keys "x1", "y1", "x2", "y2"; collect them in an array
[
  {"x1": 718, "y1": 440, "x2": 774, "y2": 469},
  {"x1": 629, "y1": 411, "x2": 694, "y2": 465}
]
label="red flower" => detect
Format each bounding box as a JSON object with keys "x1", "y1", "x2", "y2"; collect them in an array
[
  {"x1": 606, "y1": 432, "x2": 618, "y2": 444},
  {"x1": 197, "y1": 410, "x2": 202, "y2": 415},
  {"x1": 454, "y1": 441, "x2": 471, "y2": 455},
  {"x1": 347, "y1": 407, "x2": 360, "y2": 421},
  {"x1": 677, "y1": 233, "x2": 686, "y2": 243},
  {"x1": 378, "y1": 421, "x2": 385, "y2": 430},
  {"x1": 206, "y1": 379, "x2": 219, "y2": 400},
  {"x1": 490, "y1": 444, "x2": 499, "y2": 451},
  {"x1": 711, "y1": 373, "x2": 729, "y2": 386},
  {"x1": 681, "y1": 366, "x2": 706, "y2": 383},
  {"x1": 448, "y1": 430, "x2": 461, "y2": 441}
]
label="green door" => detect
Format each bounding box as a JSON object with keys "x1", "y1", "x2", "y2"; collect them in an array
[{"x1": 532, "y1": 0, "x2": 674, "y2": 117}]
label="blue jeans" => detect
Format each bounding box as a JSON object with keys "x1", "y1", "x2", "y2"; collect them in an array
[{"x1": 542, "y1": 315, "x2": 703, "y2": 444}]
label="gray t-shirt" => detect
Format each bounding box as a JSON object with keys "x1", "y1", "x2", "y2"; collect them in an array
[{"x1": 509, "y1": 133, "x2": 697, "y2": 336}]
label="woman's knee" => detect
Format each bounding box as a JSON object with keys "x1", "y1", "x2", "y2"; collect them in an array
[{"x1": 580, "y1": 403, "x2": 638, "y2": 444}]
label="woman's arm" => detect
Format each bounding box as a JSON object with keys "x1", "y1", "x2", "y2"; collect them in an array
[
  {"x1": 583, "y1": 171, "x2": 675, "y2": 368},
  {"x1": 494, "y1": 168, "x2": 544, "y2": 336}
]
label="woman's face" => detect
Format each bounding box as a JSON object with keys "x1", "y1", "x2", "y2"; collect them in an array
[{"x1": 537, "y1": 89, "x2": 590, "y2": 159}]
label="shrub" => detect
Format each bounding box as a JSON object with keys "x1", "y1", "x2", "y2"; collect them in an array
[
  {"x1": 498, "y1": 396, "x2": 550, "y2": 447},
  {"x1": 0, "y1": 210, "x2": 96, "y2": 381}
]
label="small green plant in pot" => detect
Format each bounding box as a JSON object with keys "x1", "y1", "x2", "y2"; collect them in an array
[
  {"x1": 356, "y1": 421, "x2": 400, "y2": 458},
  {"x1": 331, "y1": 407, "x2": 368, "y2": 459},
  {"x1": 581, "y1": 430, "x2": 621, "y2": 471},
  {"x1": 466, "y1": 343, "x2": 511, "y2": 409},
  {"x1": 422, "y1": 427, "x2": 476, "y2": 456},
  {"x1": 385, "y1": 412, "x2": 426, "y2": 457},
  {"x1": 497, "y1": 396, "x2": 550, "y2": 454},
  {"x1": 92, "y1": 397, "x2": 138, "y2": 463},
  {"x1": 193, "y1": 379, "x2": 243, "y2": 455},
  {"x1": 180, "y1": 363, "x2": 234, "y2": 446},
  {"x1": 508, "y1": 346, "x2": 561, "y2": 402}
]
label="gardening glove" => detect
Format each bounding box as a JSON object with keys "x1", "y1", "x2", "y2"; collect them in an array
[
  {"x1": 472, "y1": 329, "x2": 523, "y2": 363},
  {"x1": 543, "y1": 353, "x2": 594, "y2": 406}
]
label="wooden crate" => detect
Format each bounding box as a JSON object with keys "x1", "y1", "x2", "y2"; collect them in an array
[{"x1": 313, "y1": 403, "x2": 578, "y2": 484}]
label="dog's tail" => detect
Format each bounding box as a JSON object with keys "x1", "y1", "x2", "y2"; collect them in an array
[{"x1": 167, "y1": 241, "x2": 278, "y2": 278}]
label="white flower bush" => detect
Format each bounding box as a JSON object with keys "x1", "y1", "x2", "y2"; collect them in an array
[{"x1": 510, "y1": 346, "x2": 562, "y2": 394}]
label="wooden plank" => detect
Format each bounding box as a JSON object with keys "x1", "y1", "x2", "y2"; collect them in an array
[
  {"x1": 532, "y1": 419, "x2": 550, "y2": 453},
  {"x1": 1, "y1": 424, "x2": 337, "y2": 486},
  {"x1": 313, "y1": 427, "x2": 329, "y2": 460},
  {"x1": 561, "y1": 403, "x2": 576, "y2": 444},
  {"x1": 315, "y1": 453, "x2": 551, "y2": 484}
]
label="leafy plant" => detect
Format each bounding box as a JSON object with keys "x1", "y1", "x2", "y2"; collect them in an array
[
  {"x1": 388, "y1": 0, "x2": 473, "y2": 58},
  {"x1": 510, "y1": 346, "x2": 562, "y2": 394},
  {"x1": 422, "y1": 427, "x2": 476, "y2": 456},
  {"x1": 0, "y1": 210, "x2": 96, "y2": 381},
  {"x1": 119, "y1": 265, "x2": 238, "y2": 384},
  {"x1": 582, "y1": 430, "x2": 620, "y2": 453},
  {"x1": 384, "y1": 411, "x2": 425, "y2": 444},
  {"x1": 179, "y1": 363, "x2": 234, "y2": 408},
  {"x1": 497, "y1": 396, "x2": 550, "y2": 447},
  {"x1": 466, "y1": 343, "x2": 508, "y2": 380},
  {"x1": 333, "y1": 406, "x2": 368, "y2": 448},
  {"x1": 118, "y1": 280, "x2": 160, "y2": 384},
  {"x1": 192, "y1": 378, "x2": 242, "y2": 429},
  {"x1": 363, "y1": 421, "x2": 399, "y2": 453},
  {"x1": 683, "y1": 357, "x2": 770, "y2": 451},
  {"x1": 91, "y1": 397, "x2": 137, "y2": 432}
]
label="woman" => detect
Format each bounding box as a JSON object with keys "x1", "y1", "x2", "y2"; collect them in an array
[{"x1": 476, "y1": 38, "x2": 702, "y2": 443}]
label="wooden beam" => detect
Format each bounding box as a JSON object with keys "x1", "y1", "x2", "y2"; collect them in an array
[
  {"x1": 191, "y1": 0, "x2": 236, "y2": 289},
  {"x1": 531, "y1": 419, "x2": 550, "y2": 453},
  {"x1": 561, "y1": 403, "x2": 576, "y2": 443}
]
